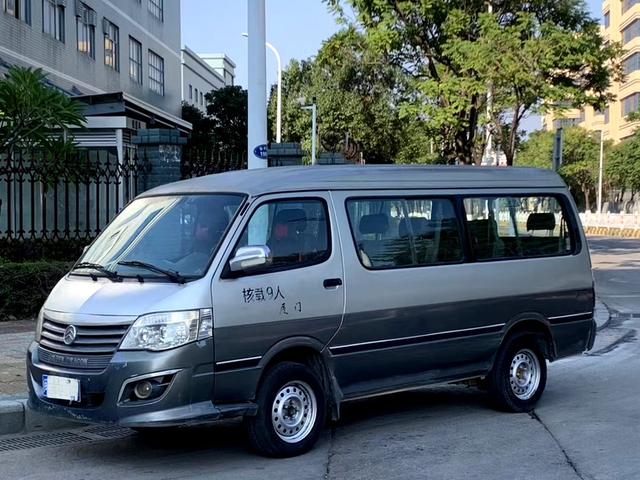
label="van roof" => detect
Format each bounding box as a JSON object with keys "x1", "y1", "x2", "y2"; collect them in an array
[{"x1": 139, "y1": 165, "x2": 567, "y2": 198}]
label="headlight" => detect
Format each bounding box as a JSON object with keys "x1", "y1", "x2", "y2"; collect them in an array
[
  {"x1": 120, "y1": 309, "x2": 213, "y2": 351},
  {"x1": 35, "y1": 308, "x2": 44, "y2": 342}
]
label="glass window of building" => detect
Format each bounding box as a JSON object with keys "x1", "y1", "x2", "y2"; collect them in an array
[
  {"x1": 129, "y1": 36, "x2": 142, "y2": 84},
  {"x1": 43, "y1": 0, "x2": 64, "y2": 42},
  {"x1": 3, "y1": 0, "x2": 30, "y2": 24},
  {"x1": 622, "y1": 93, "x2": 640, "y2": 116},
  {"x1": 148, "y1": 50, "x2": 165, "y2": 95},
  {"x1": 103, "y1": 19, "x2": 119, "y2": 71},
  {"x1": 148, "y1": 0, "x2": 163, "y2": 21},
  {"x1": 623, "y1": 0, "x2": 640, "y2": 13},
  {"x1": 624, "y1": 53, "x2": 640, "y2": 74},
  {"x1": 76, "y1": 2, "x2": 96, "y2": 59}
]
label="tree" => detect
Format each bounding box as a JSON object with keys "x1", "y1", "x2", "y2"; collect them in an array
[
  {"x1": 516, "y1": 127, "x2": 606, "y2": 211},
  {"x1": 181, "y1": 102, "x2": 215, "y2": 150},
  {"x1": 0, "y1": 67, "x2": 85, "y2": 156},
  {"x1": 205, "y1": 86, "x2": 248, "y2": 153},
  {"x1": 326, "y1": 0, "x2": 622, "y2": 165},
  {"x1": 607, "y1": 133, "x2": 640, "y2": 205},
  {"x1": 268, "y1": 28, "x2": 436, "y2": 164}
]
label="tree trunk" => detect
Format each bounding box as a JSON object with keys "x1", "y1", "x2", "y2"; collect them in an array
[{"x1": 583, "y1": 187, "x2": 591, "y2": 212}]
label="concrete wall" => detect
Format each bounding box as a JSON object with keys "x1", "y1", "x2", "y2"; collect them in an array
[
  {"x1": 181, "y1": 46, "x2": 226, "y2": 113},
  {"x1": 0, "y1": 0, "x2": 182, "y2": 117}
]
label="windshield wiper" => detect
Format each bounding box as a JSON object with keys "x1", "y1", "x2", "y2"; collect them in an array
[
  {"x1": 117, "y1": 260, "x2": 186, "y2": 284},
  {"x1": 71, "y1": 262, "x2": 122, "y2": 282}
]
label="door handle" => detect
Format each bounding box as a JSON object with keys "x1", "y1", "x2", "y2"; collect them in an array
[{"x1": 323, "y1": 278, "x2": 343, "y2": 289}]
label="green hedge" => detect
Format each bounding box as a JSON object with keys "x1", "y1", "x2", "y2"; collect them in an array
[{"x1": 0, "y1": 261, "x2": 72, "y2": 321}]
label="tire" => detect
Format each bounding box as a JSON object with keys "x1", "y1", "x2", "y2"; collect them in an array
[
  {"x1": 246, "y1": 362, "x2": 326, "y2": 457},
  {"x1": 487, "y1": 332, "x2": 547, "y2": 413}
]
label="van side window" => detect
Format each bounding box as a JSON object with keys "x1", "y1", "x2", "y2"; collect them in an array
[
  {"x1": 464, "y1": 196, "x2": 573, "y2": 260},
  {"x1": 346, "y1": 197, "x2": 463, "y2": 269},
  {"x1": 234, "y1": 198, "x2": 330, "y2": 272}
]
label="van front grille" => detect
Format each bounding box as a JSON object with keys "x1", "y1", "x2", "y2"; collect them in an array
[
  {"x1": 39, "y1": 318, "x2": 130, "y2": 355},
  {"x1": 37, "y1": 346, "x2": 112, "y2": 371}
]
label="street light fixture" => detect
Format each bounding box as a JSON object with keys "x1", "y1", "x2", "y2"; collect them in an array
[
  {"x1": 299, "y1": 97, "x2": 317, "y2": 165},
  {"x1": 242, "y1": 33, "x2": 282, "y2": 144}
]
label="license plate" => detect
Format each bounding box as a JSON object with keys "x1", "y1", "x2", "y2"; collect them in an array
[{"x1": 43, "y1": 375, "x2": 80, "y2": 402}]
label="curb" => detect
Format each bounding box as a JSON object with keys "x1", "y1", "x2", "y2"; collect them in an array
[{"x1": 0, "y1": 397, "x2": 82, "y2": 436}]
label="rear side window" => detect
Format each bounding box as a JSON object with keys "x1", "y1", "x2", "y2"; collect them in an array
[
  {"x1": 346, "y1": 197, "x2": 463, "y2": 269},
  {"x1": 234, "y1": 198, "x2": 330, "y2": 272},
  {"x1": 464, "y1": 196, "x2": 574, "y2": 260}
]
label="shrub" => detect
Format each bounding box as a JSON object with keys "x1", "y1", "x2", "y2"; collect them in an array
[
  {"x1": 0, "y1": 261, "x2": 72, "y2": 320},
  {"x1": 0, "y1": 238, "x2": 87, "y2": 262}
]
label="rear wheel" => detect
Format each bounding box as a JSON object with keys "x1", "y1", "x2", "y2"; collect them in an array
[
  {"x1": 246, "y1": 362, "x2": 326, "y2": 457},
  {"x1": 487, "y1": 332, "x2": 547, "y2": 412}
]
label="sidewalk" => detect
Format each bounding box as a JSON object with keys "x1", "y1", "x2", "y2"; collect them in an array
[{"x1": 0, "y1": 320, "x2": 33, "y2": 397}]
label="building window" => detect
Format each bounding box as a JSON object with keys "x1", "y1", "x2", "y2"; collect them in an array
[
  {"x1": 129, "y1": 36, "x2": 142, "y2": 84},
  {"x1": 624, "y1": 52, "x2": 640, "y2": 75},
  {"x1": 623, "y1": 93, "x2": 640, "y2": 117},
  {"x1": 4, "y1": 0, "x2": 31, "y2": 23},
  {"x1": 604, "y1": 106, "x2": 610, "y2": 124},
  {"x1": 200, "y1": 92, "x2": 203, "y2": 105},
  {"x1": 148, "y1": 0, "x2": 162, "y2": 21},
  {"x1": 346, "y1": 197, "x2": 463, "y2": 269},
  {"x1": 464, "y1": 197, "x2": 573, "y2": 260},
  {"x1": 103, "y1": 19, "x2": 119, "y2": 71},
  {"x1": 623, "y1": 20, "x2": 640, "y2": 44},
  {"x1": 148, "y1": 49, "x2": 164, "y2": 95},
  {"x1": 623, "y1": 0, "x2": 640, "y2": 13},
  {"x1": 43, "y1": 0, "x2": 64, "y2": 42},
  {"x1": 604, "y1": 11, "x2": 610, "y2": 28},
  {"x1": 76, "y1": 2, "x2": 96, "y2": 59},
  {"x1": 189, "y1": 84, "x2": 193, "y2": 100}
]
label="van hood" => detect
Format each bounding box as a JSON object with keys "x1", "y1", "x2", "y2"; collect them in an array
[{"x1": 44, "y1": 274, "x2": 212, "y2": 318}]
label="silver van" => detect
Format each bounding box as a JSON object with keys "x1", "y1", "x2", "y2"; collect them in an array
[{"x1": 27, "y1": 166, "x2": 596, "y2": 457}]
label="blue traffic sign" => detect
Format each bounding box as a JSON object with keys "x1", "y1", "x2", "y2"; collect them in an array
[{"x1": 253, "y1": 144, "x2": 268, "y2": 159}]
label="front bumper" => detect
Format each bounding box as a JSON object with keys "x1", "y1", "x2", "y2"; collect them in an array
[{"x1": 27, "y1": 340, "x2": 255, "y2": 428}]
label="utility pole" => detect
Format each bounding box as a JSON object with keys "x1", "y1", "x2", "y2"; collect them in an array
[
  {"x1": 482, "y1": 1, "x2": 495, "y2": 166},
  {"x1": 242, "y1": 33, "x2": 282, "y2": 143},
  {"x1": 247, "y1": 0, "x2": 267, "y2": 169}
]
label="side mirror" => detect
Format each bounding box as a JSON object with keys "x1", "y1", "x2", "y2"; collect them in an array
[
  {"x1": 229, "y1": 245, "x2": 272, "y2": 273},
  {"x1": 82, "y1": 245, "x2": 89, "y2": 255}
]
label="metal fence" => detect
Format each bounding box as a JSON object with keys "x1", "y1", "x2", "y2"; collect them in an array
[
  {"x1": 0, "y1": 148, "x2": 247, "y2": 243},
  {"x1": 181, "y1": 148, "x2": 247, "y2": 178},
  {"x1": 0, "y1": 150, "x2": 149, "y2": 241}
]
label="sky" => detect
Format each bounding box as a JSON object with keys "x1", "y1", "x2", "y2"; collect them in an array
[
  {"x1": 181, "y1": 0, "x2": 340, "y2": 90},
  {"x1": 181, "y1": 0, "x2": 605, "y2": 134}
]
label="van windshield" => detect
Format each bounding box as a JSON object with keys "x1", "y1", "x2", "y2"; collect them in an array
[{"x1": 75, "y1": 194, "x2": 245, "y2": 280}]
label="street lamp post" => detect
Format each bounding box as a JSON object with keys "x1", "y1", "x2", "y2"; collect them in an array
[
  {"x1": 597, "y1": 129, "x2": 605, "y2": 214},
  {"x1": 301, "y1": 100, "x2": 317, "y2": 165},
  {"x1": 242, "y1": 33, "x2": 282, "y2": 144}
]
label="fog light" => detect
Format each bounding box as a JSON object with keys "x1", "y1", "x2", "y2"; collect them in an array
[{"x1": 134, "y1": 380, "x2": 153, "y2": 399}]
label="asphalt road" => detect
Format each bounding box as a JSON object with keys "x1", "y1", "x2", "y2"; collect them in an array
[{"x1": 0, "y1": 237, "x2": 638, "y2": 480}]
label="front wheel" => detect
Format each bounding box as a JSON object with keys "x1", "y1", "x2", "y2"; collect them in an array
[
  {"x1": 246, "y1": 362, "x2": 326, "y2": 457},
  {"x1": 487, "y1": 333, "x2": 547, "y2": 412}
]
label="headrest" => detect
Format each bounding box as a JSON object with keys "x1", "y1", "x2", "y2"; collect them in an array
[
  {"x1": 359, "y1": 213, "x2": 389, "y2": 235},
  {"x1": 527, "y1": 213, "x2": 556, "y2": 231},
  {"x1": 399, "y1": 217, "x2": 434, "y2": 237},
  {"x1": 274, "y1": 209, "x2": 307, "y2": 232}
]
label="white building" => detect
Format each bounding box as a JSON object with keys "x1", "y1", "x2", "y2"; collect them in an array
[{"x1": 181, "y1": 47, "x2": 235, "y2": 113}]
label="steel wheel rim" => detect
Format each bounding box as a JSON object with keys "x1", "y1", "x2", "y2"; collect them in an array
[
  {"x1": 271, "y1": 381, "x2": 317, "y2": 443},
  {"x1": 509, "y1": 348, "x2": 541, "y2": 400}
]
